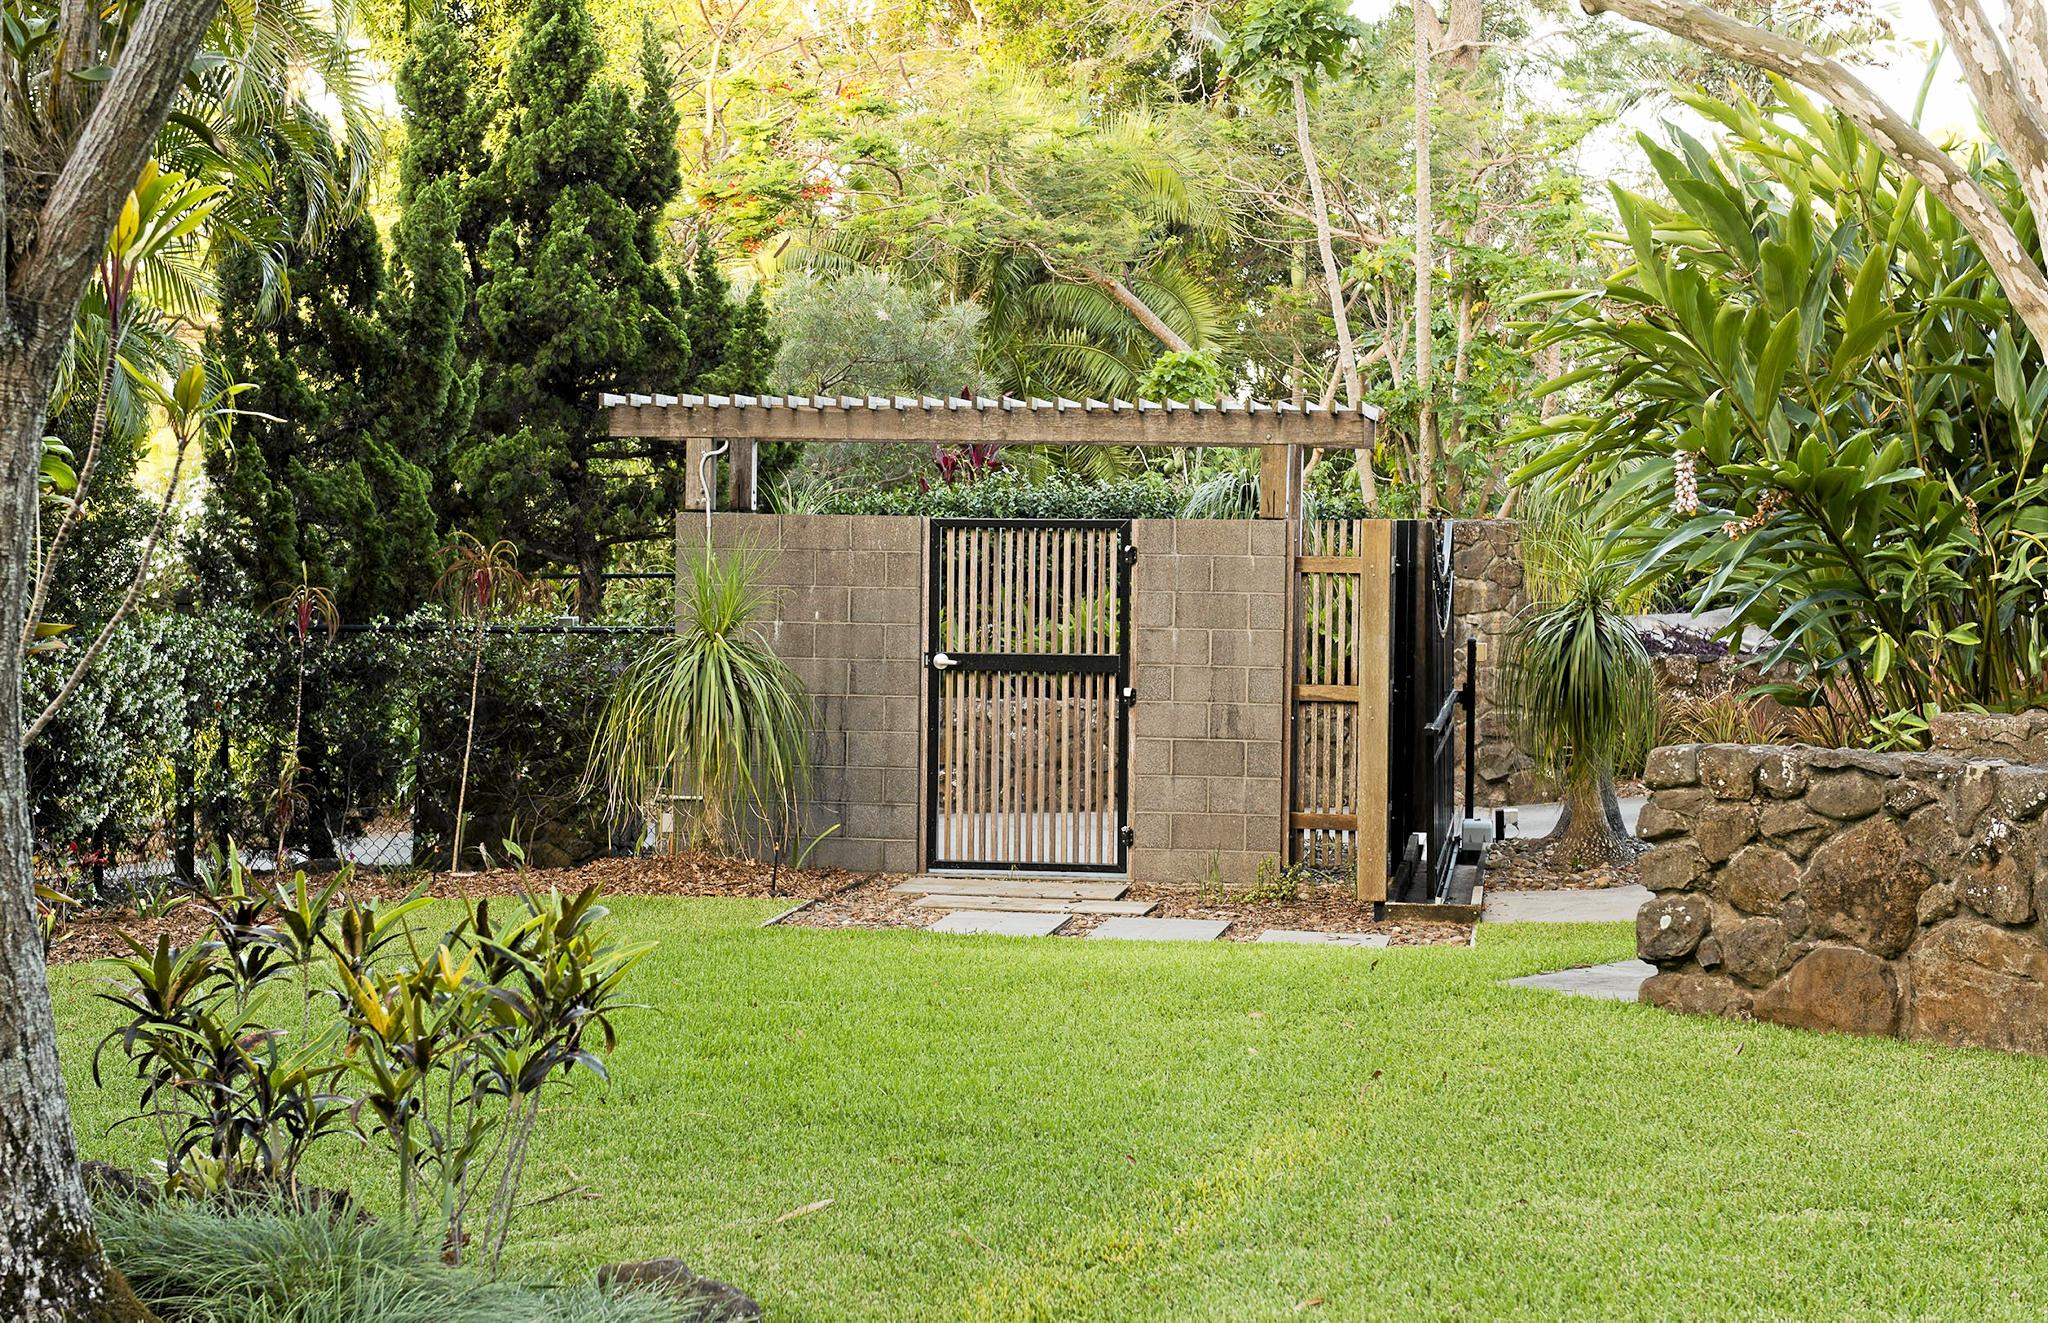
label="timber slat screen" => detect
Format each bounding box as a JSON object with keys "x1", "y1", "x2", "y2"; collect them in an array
[
  {"x1": 1288, "y1": 520, "x2": 1393, "y2": 900},
  {"x1": 925, "y1": 520, "x2": 1132, "y2": 873}
]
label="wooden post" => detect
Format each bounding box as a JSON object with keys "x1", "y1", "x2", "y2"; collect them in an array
[
  {"x1": 1258, "y1": 444, "x2": 1290, "y2": 518},
  {"x1": 683, "y1": 436, "x2": 709, "y2": 511},
  {"x1": 1278, "y1": 512, "x2": 1300, "y2": 868},
  {"x1": 1355, "y1": 520, "x2": 1393, "y2": 901},
  {"x1": 730, "y1": 438, "x2": 757, "y2": 511}
]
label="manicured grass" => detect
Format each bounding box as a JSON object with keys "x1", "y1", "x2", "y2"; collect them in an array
[{"x1": 49, "y1": 900, "x2": 2048, "y2": 1319}]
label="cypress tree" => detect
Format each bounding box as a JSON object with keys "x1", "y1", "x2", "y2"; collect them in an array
[
  {"x1": 199, "y1": 185, "x2": 444, "y2": 622},
  {"x1": 456, "y1": 1, "x2": 690, "y2": 613}
]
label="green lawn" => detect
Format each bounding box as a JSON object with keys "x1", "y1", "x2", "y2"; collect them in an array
[{"x1": 48, "y1": 900, "x2": 2048, "y2": 1320}]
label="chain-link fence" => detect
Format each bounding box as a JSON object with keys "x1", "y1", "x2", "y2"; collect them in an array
[{"x1": 30, "y1": 611, "x2": 666, "y2": 901}]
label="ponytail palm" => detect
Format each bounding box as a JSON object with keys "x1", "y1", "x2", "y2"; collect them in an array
[
  {"x1": 1501, "y1": 512, "x2": 1657, "y2": 867},
  {"x1": 588, "y1": 553, "x2": 814, "y2": 853}
]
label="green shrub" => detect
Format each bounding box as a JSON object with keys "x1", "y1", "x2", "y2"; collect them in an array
[
  {"x1": 1521, "y1": 84, "x2": 2048, "y2": 741},
  {"x1": 816, "y1": 469, "x2": 1185, "y2": 520},
  {"x1": 25, "y1": 605, "x2": 274, "y2": 876},
  {"x1": 587, "y1": 551, "x2": 814, "y2": 853}
]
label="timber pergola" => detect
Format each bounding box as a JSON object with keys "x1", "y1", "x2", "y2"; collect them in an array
[{"x1": 601, "y1": 391, "x2": 1382, "y2": 519}]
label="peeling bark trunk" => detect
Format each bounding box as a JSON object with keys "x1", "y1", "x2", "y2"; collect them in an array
[
  {"x1": 1414, "y1": 1, "x2": 1440, "y2": 512},
  {"x1": 1, "y1": 0, "x2": 223, "y2": 1311}
]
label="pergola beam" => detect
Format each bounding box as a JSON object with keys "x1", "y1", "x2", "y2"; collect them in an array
[{"x1": 603, "y1": 392, "x2": 1382, "y2": 451}]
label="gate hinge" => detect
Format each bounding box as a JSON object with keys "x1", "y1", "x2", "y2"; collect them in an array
[
  {"x1": 1120, "y1": 685, "x2": 1136, "y2": 707},
  {"x1": 1120, "y1": 542, "x2": 1138, "y2": 566},
  {"x1": 1119, "y1": 825, "x2": 1136, "y2": 845}
]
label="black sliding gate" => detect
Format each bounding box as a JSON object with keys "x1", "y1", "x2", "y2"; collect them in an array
[{"x1": 1387, "y1": 519, "x2": 1465, "y2": 903}]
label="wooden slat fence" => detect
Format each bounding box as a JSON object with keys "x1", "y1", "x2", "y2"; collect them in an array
[{"x1": 1288, "y1": 519, "x2": 1392, "y2": 900}]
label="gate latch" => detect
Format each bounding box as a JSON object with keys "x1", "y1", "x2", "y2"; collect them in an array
[{"x1": 930, "y1": 652, "x2": 960, "y2": 671}]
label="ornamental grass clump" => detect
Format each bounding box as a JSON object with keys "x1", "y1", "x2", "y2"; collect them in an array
[{"x1": 587, "y1": 551, "x2": 814, "y2": 853}]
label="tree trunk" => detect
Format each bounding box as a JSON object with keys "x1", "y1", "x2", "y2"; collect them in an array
[
  {"x1": 0, "y1": 356, "x2": 152, "y2": 1322},
  {"x1": 1082, "y1": 267, "x2": 1191, "y2": 355},
  {"x1": 1289, "y1": 74, "x2": 1373, "y2": 503},
  {"x1": 1543, "y1": 766, "x2": 1640, "y2": 868},
  {"x1": 1, "y1": 0, "x2": 224, "y2": 1304},
  {"x1": 1414, "y1": 1, "x2": 1439, "y2": 513}
]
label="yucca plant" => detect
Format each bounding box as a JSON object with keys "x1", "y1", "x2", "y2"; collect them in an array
[
  {"x1": 587, "y1": 551, "x2": 814, "y2": 854},
  {"x1": 1500, "y1": 498, "x2": 1658, "y2": 867}
]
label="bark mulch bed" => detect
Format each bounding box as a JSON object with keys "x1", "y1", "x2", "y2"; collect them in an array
[
  {"x1": 44, "y1": 853, "x2": 875, "y2": 965},
  {"x1": 1481, "y1": 837, "x2": 1643, "y2": 892},
  {"x1": 780, "y1": 877, "x2": 1472, "y2": 946}
]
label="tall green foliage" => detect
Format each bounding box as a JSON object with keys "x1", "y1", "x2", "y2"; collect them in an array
[
  {"x1": 200, "y1": 65, "x2": 478, "y2": 622},
  {"x1": 587, "y1": 552, "x2": 814, "y2": 853},
  {"x1": 1521, "y1": 85, "x2": 2048, "y2": 743},
  {"x1": 452, "y1": 2, "x2": 689, "y2": 611}
]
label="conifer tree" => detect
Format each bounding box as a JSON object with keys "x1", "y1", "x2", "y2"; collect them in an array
[
  {"x1": 199, "y1": 184, "x2": 447, "y2": 622},
  {"x1": 456, "y1": 1, "x2": 690, "y2": 612}
]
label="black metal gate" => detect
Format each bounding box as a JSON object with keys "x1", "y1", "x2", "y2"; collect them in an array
[
  {"x1": 924, "y1": 519, "x2": 1133, "y2": 873},
  {"x1": 1387, "y1": 519, "x2": 1461, "y2": 902}
]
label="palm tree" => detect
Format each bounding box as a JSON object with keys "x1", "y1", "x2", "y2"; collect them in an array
[{"x1": 1500, "y1": 500, "x2": 1657, "y2": 867}]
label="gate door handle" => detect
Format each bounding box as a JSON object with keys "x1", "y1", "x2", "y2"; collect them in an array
[{"x1": 931, "y1": 652, "x2": 960, "y2": 670}]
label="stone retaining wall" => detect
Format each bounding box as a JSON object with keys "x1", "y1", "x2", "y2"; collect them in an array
[
  {"x1": 1451, "y1": 520, "x2": 1533, "y2": 806},
  {"x1": 1637, "y1": 738, "x2": 2048, "y2": 1054}
]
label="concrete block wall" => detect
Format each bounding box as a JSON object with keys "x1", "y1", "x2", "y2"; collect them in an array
[
  {"x1": 705, "y1": 513, "x2": 923, "y2": 873},
  {"x1": 1127, "y1": 519, "x2": 1290, "y2": 885}
]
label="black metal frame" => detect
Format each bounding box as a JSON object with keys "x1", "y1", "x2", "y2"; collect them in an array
[{"x1": 923, "y1": 517, "x2": 1134, "y2": 874}]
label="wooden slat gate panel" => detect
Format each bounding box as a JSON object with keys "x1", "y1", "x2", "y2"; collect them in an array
[
  {"x1": 925, "y1": 519, "x2": 1132, "y2": 873},
  {"x1": 1287, "y1": 519, "x2": 1393, "y2": 899}
]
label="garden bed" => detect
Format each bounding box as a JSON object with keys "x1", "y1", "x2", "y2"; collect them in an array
[
  {"x1": 43, "y1": 852, "x2": 875, "y2": 965},
  {"x1": 778, "y1": 877, "x2": 1473, "y2": 945},
  {"x1": 1481, "y1": 838, "x2": 1643, "y2": 892}
]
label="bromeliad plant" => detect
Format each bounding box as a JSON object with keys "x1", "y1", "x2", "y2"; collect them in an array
[
  {"x1": 587, "y1": 550, "x2": 815, "y2": 853},
  {"x1": 1518, "y1": 84, "x2": 2048, "y2": 746}
]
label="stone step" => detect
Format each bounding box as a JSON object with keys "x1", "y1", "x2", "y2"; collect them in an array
[
  {"x1": 1086, "y1": 917, "x2": 1229, "y2": 942},
  {"x1": 892, "y1": 877, "x2": 1129, "y2": 901},
  {"x1": 909, "y1": 894, "x2": 1156, "y2": 916},
  {"x1": 927, "y1": 911, "x2": 1072, "y2": 936}
]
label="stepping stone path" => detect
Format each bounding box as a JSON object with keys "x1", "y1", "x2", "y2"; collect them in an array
[
  {"x1": 1256, "y1": 929, "x2": 1391, "y2": 948},
  {"x1": 909, "y1": 894, "x2": 1154, "y2": 916},
  {"x1": 928, "y1": 911, "x2": 1072, "y2": 937},
  {"x1": 1503, "y1": 958, "x2": 1654, "y2": 1001},
  {"x1": 907, "y1": 876, "x2": 1387, "y2": 947},
  {"x1": 893, "y1": 878, "x2": 1129, "y2": 901},
  {"x1": 1086, "y1": 917, "x2": 1229, "y2": 942}
]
